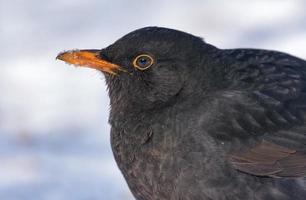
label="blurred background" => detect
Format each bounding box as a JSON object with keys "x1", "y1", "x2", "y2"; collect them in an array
[{"x1": 1, "y1": 0, "x2": 306, "y2": 199}]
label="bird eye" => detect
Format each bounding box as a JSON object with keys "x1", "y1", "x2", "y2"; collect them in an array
[{"x1": 133, "y1": 54, "x2": 154, "y2": 70}]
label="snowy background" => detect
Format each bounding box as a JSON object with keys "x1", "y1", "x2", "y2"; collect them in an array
[{"x1": 1, "y1": 0, "x2": 306, "y2": 199}]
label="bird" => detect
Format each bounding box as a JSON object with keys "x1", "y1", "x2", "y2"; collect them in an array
[{"x1": 57, "y1": 27, "x2": 306, "y2": 200}]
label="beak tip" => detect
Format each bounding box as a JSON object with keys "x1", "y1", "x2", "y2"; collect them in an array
[{"x1": 56, "y1": 52, "x2": 64, "y2": 61}]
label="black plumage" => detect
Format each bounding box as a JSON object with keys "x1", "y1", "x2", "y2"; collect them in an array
[{"x1": 57, "y1": 27, "x2": 306, "y2": 200}]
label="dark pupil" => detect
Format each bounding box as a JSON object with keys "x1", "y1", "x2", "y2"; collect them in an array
[{"x1": 138, "y1": 57, "x2": 150, "y2": 67}]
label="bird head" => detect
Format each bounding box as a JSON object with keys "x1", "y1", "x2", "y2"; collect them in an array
[{"x1": 57, "y1": 27, "x2": 220, "y2": 110}]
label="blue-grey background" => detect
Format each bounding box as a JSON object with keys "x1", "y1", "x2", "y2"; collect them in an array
[{"x1": 1, "y1": 0, "x2": 306, "y2": 199}]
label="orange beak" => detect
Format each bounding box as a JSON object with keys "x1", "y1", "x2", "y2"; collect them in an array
[{"x1": 56, "y1": 49, "x2": 123, "y2": 75}]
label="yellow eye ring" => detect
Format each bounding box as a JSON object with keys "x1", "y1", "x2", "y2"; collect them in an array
[{"x1": 133, "y1": 54, "x2": 154, "y2": 70}]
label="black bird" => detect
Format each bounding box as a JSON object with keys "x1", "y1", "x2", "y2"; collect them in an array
[{"x1": 57, "y1": 27, "x2": 306, "y2": 200}]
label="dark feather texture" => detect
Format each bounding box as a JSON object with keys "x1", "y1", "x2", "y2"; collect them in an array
[
  {"x1": 79, "y1": 27, "x2": 306, "y2": 199},
  {"x1": 229, "y1": 140, "x2": 306, "y2": 178}
]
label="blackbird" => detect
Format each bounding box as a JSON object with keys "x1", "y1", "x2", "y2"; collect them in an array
[{"x1": 57, "y1": 27, "x2": 306, "y2": 200}]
